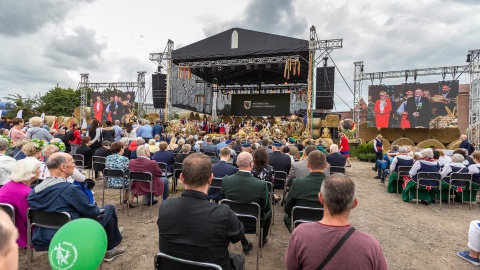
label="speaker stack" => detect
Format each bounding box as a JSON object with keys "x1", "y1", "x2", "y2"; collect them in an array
[
  {"x1": 315, "y1": 67, "x2": 335, "y2": 110},
  {"x1": 152, "y1": 73, "x2": 167, "y2": 109}
]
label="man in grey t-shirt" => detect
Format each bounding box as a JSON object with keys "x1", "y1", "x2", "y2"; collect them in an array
[{"x1": 285, "y1": 174, "x2": 388, "y2": 270}]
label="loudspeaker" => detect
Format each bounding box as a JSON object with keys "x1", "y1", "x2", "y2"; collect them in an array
[
  {"x1": 152, "y1": 73, "x2": 167, "y2": 109},
  {"x1": 315, "y1": 67, "x2": 335, "y2": 110}
]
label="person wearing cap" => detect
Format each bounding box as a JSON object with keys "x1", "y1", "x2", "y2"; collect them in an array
[{"x1": 268, "y1": 141, "x2": 292, "y2": 175}]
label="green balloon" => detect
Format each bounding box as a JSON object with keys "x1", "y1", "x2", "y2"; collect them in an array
[{"x1": 48, "y1": 218, "x2": 107, "y2": 270}]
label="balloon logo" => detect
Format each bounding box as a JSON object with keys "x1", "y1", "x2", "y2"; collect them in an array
[{"x1": 48, "y1": 218, "x2": 107, "y2": 270}]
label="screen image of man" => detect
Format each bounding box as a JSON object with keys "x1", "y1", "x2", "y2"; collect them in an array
[
  {"x1": 109, "y1": 96, "x2": 123, "y2": 122},
  {"x1": 405, "y1": 88, "x2": 432, "y2": 128}
]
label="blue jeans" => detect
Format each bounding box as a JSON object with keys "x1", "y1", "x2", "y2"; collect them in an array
[{"x1": 161, "y1": 177, "x2": 169, "y2": 200}]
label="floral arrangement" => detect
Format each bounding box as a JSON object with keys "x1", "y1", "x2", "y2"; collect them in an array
[
  {"x1": 0, "y1": 135, "x2": 11, "y2": 149},
  {"x1": 339, "y1": 119, "x2": 356, "y2": 140},
  {"x1": 30, "y1": 138, "x2": 47, "y2": 150},
  {"x1": 50, "y1": 139, "x2": 66, "y2": 152}
]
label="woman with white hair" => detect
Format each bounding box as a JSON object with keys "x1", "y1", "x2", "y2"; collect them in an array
[
  {"x1": 0, "y1": 158, "x2": 41, "y2": 248},
  {"x1": 403, "y1": 148, "x2": 441, "y2": 205},
  {"x1": 439, "y1": 154, "x2": 469, "y2": 202},
  {"x1": 26, "y1": 117, "x2": 54, "y2": 141},
  {"x1": 0, "y1": 138, "x2": 16, "y2": 187}
]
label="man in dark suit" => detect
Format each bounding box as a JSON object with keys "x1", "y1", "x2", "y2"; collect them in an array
[
  {"x1": 405, "y1": 88, "x2": 432, "y2": 128},
  {"x1": 232, "y1": 139, "x2": 242, "y2": 153},
  {"x1": 174, "y1": 144, "x2": 191, "y2": 164},
  {"x1": 222, "y1": 152, "x2": 271, "y2": 247},
  {"x1": 437, "y1": 83, "x2": 458, "y2": 116},
  {"x1": 208, "y1": 147, "x2": 238, "y2": 201},
  {"x1": 76, "y1": 136, "x2": 94, "y2": 168},
  {"x1": 284, "y1": 150, "x2": 327, "y2": 232},
  {"x1": 286, "y1": 145, "x2": 317, "y2": 187},
  {"x1": 326, "y1": 144, "x2": 347, "y2": 167},
  {"x1": 109, "y1": 96, "x2": 124, "y2": 123},
  {"x1": 268, "y1": 142, "x2": 291, "y2": 174}
]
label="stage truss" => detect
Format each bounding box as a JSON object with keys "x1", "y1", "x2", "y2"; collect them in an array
[
  {"x1": 77, "y1": 72, "x2": 146, "y2": 121},
  {"x1": 353, "y1": 49, "x2": 480, "y2": 149}
]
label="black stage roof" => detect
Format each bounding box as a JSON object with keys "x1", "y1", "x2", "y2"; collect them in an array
[{"x1": 171, "y1": 28, "x2": 309, "y2": 85}]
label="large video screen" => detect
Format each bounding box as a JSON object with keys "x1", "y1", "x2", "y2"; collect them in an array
[
  {"x1": 90, "y1": 91, "x2": 136, "y2": 123},
  {"x1": 231, "y1": 94, "x2": 290, "y2": 116},
  {"x1": 367, "y1": 81, "x2": 459, "y2": 129}
]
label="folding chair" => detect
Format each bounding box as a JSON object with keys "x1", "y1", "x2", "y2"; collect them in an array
[
  {"x1": 204, "y1": 152, "x2": 217, "y2": 163},
  {"x1": 209, "y1": 178, "x2": 222, "y2": 192},
  {"x1": 220, "y1": 199, "x2": 261, "y2": 270},
  {"x1": 173, "y1": 153, "x2": 179, "y2": 159},
  {"x1": 173, "y1": 163, "x2": 183, "y2": 193},
  {"x1": 416, "y1": 172, "x2": 442, "y2": 208},
  {"x1": 448, "y1": 173, "x2": 473, "y2": 207},
  {"x1": 27, "y1": 209, "x2": 71, "y2": 270},
  {"x1": 129, "y1": 171, "x2": 154, "y2": 218},
  {"x1": 395, "y1": 166, "x2": 412, "y2": 194},
  {"x1": 329, "y1": 166, "x2": 346, "y2": 175},
  {"x1": 154, "y1": 252, "x2": 222, "y2": 270},
  {"x1": 0, "y1": 203, "x2": 14, "y2": 223},
  {"x1": 274, "y1": 171, "x2": 287, "y2": 190},
  {"x1": 291, "y1": 206, "x2": 324, "y2": 230},
  {"x1": 265, "y1": 181, "x2": 275, "y2": 225},
  {"x1": 157, "y1": 162, "x2": 173, "y2": 178},
  {"x1": 103, "y1": 169, "x2": 127, "y2": 212},
  {"x1": 92, "y1": 156, "x2": 106, "y2": 180},
  {"x1": 73, "y1": 154, "x2": 86, "y2": 171}
]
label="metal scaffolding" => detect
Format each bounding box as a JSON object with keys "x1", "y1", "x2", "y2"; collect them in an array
[
  {"x1": 353, "y1": 62, "x2": 364, "y2": 142},
  {"x1": 468, "y1": 49, "x2": 480, "y2": 150},
  {"x1": 149, "y1": 39, "x2": 174, "y2": 121}
]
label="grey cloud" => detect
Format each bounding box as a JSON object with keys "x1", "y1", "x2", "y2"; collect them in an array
[
  {"x1": 203, "y1": 0, "x2": 308, "y2": 38},
  {"x1": 0, "y1": 0, "x2": 94, "y2": 37},
  {"x1": 44, "y1": 26, "x2": 107, "y2": 70}
]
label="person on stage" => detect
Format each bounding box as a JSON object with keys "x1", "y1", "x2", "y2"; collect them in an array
[
  {"x1": 396, "y1": 90, "x2": 413, "y2": 128},
  {"x1": 219, "y1": 120, "x2": 226, "y2": 134},
  {"x1": 405, "y1": 88, "x2": 432, "y2": 128},
  {"x1": 225, "y1": 122, "x2": 231, "y2": 135},
  {"x1": 202, "y1": 118, "x2": 209, "y2": 133},
  {"x1": 93, "y1": 96, "x2": 104, "y2": 122},
  {"x1": 109, "y1": 96, "x2": 124, "y2": 123},
  {"x1": 373, "y1": 91, "x2": 392, "y2": 128}
]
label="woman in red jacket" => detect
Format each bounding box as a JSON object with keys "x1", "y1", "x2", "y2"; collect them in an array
[
  {"x1": 69, "y1": 123, "x2": 82, "y2": 155},
  {"x1": 374, "y1": 91, "x2": 392, "y2": 128}
]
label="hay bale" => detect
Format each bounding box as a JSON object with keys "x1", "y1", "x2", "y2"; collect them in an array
[
  {"x1": 194, "y1": 113, "x2": 200, "y2": 121},
  {"x1": 73, "y1": 107, "x2": 91, "y2": 121},
  {"x1": 378, "y1": 128, "x2": 403, "y2": 142},
  {"x1": 369, "y1": 138, "x2": 391, "y2": 151},
  {"x1": 391, "y1": 137, "x2": 415, "y2": 147},
  {"x1": 223, "y1": 116, "x2": 233, "y2": 124},
  {"x1": 403, "y1": 128, "x2": 429, "y2": 143},
  {"x1": 323, "y1": 115, "x2": 340, "y2": 128},
  {"x1": 65, "y1": 118, "x2": 76, "y2": 128},
  {"x1": 312, "y1": 118, "x2": 322, "y2": 129},
  {"x1": 44, "y1": 116, "x2": 56, "y2": 127},
  {"x1": 429, "y1": 128, "x2": 461, "y2": 144},
  {"x1": 234, "y1": 116, "x2": 243, "y2": 125},
  {"x1": 189, "y1": 112, "x2": 195, "y2": 120},
  {"x1": 312, "y1": 129, "x2": 321, "y2": 139},
  {"x1": 359, "y1": 121, "x2": 378, "y2": 142},
  {"x1": 447, "y1": 139, "x2": 462, "y2": 150},
  {"x1": 417, "y1": 139, "x2": 446, "y2": 149}
]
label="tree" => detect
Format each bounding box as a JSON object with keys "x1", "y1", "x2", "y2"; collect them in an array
[
  {"x1": 35, "y1": 87, "x2": 81, "y2": 117},
  {"x1": 3, "y1": 93, "x2": 39, "y2": 120}
]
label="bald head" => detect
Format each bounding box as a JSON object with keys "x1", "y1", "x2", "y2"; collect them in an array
[
  {"x1": 236, "y1": 152, "x2": 253, "y2": 169},
  {"x1": 0, "y1": 209, "x2": 18, "y2": 270},
  {"x1": 46, "y1": 152, "x2": 75, "y2": 178}
]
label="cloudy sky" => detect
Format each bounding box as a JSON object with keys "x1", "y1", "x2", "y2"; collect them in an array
[{"x1": 1, "y1": 0, "x2": 479, "y2": 111}]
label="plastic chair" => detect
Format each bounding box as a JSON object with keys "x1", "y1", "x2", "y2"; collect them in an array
[
  {"x1": 92, "y1": 156, "x2": 106, "y2": 180},
  {"x1": 329, "y1": 166, "x2": 346, "y2": 175},
  {"x1": 154, "y1": 252, "x2": 222, "y2": 270},
  {"x1": 173, "y1": 163, "x2": 183, "y2": 193},
  {"x1": 395, "y1": 166, "x2": 412, "y2": 194},
  {"x1": 448, "y1": 173, "x2": 473, "y2": 207},
  {"x1": 27, "y1": 209, "x2": 71, "y2": 269},
  {"x1": 416, "y1": 172, "x2": 442, "y2": 208},
  {"x1": 220, "y1": 199, "x2": 261, "y2": 270},
  {"x1": 0, "y1": 203, "x2": 14, "y2": 223},
  {"x1": 129, "y1": 171, "x2": 154, "y2": 218},
  {"x1": 103, "y1": 169, "x2": 127, "y2": 212},
  {"x1": 291, "y1": 206, "x2": 324, "y2": 230},
  {"x1": 157, "y1": 162, "x2": 173, "y2": 178}
]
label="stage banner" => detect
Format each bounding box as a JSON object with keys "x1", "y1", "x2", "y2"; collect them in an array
[
  {"x1": 231, "y1": 94, "x2": 290, "y2": 116},
  {"x1": 367, "y1": 81, "x2": 459, "y2": 129},
  {"x1": 90, "y1": 91, "x2": 135, "y2": 123}
]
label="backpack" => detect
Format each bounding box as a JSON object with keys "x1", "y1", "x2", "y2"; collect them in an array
[{"x1": 67, "y1": 130, "x2": 75, "y2": 141}]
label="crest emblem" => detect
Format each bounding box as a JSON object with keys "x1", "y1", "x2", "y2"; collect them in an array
[
  {"x1": 244, "y1": 101, "x2": 251, "y2": 109},
  {"x1": 49, "y1": 242, "x2": 78, "y2": 269}
]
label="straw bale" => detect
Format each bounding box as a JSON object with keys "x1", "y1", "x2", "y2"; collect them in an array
[
  {"x1": 312, "y1": 129, "x2": 321, "y2": 139},
  {"x1": 194, "y1": 113, "x2": 200, "y2": 121},
  {"x1": 44, "y1": 116, "x2": 56, "y2": 127},
  {"x1": 391, "y1": 137, "x2": 415, "y2": 147},
  {"x1": 429, "y1": 128, "x2": 461, "y2": 144},
  {"x1": 447, "y1": 139, "x2": 462, "y2": 150},
  {"x1": 223, "y1": 116, "x2": 233, "y2": 124},
  {"x1": 189, "y1": 112, "x2": 195, "y2": 120},
  {"x1": 359, "y1": 121, "x2": 378, "y2": 142},
  {"x1": 416, "y1": 139, "x2": 446, "y2": 149},
  {"x1": 379, "y1": 128, "x2": 404, "y2": 142},
  {"x1": 234, "y1": 116, "x2": 243, "y2": 125},
  {"x1": 403, "y1": 129, "x2": 429, "y2": 143},
  {"x1": 369, "y1": 138, "x2": 391, "y2": 151},
  {"x1": 323, "y1": 115, "x2": 340, "y2": 127},
  {"x1": 312, "y1": 118, "x2": 322, "y2": 129},
  {"x1": 73, "y1": 107, "x2": 91, "y2": 121},
  {"x1": 148, "y1": 113, "x2": 160, "y2": 119},
  {"x1": 65, "y1": 118, "x2": 76, "y2": 128}
]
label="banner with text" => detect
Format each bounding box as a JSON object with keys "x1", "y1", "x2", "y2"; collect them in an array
[{"x1": 231, "y1": 94, "x2": 290, "y2": 116}]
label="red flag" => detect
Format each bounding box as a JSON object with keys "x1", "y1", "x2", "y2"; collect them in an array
[{"x1": 52, "y1": 117, "x2": 58, "y2": 130}]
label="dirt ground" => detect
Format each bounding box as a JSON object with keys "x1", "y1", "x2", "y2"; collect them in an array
[{"x1": 19, "y1": 160, "x2": 480, "y2": 270}]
